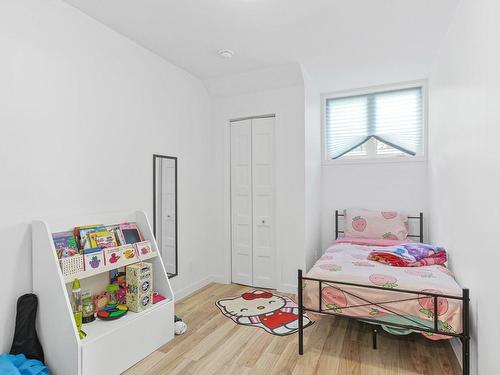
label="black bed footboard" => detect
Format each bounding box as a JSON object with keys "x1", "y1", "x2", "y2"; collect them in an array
[{"x1": 297, "y1": 269, "x2": 470, "y2": 375}]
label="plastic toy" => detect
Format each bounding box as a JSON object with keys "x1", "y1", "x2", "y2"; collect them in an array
[
  {"x1": 106, "y1": 284, "x2": 119, "y2": 305},
  {"x1": 96, "y1": 305, "x2": 128, "y2": 320},
  {"x1": 93, "y1": 292, "x2": 109, "y2": 311}
]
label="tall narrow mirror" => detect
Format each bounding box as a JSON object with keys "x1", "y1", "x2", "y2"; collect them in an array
[{"x1": 153, "y1": 155, "x2": 178, "y2": 278}]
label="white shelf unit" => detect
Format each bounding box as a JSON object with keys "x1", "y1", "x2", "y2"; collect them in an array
[{"x1": 32, "y1": 211, "x2": 175, "y2": 375}]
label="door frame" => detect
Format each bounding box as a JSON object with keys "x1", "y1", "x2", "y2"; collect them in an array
[{"x1": 229, "y1": 114, "x2": 276, "y2": 288}]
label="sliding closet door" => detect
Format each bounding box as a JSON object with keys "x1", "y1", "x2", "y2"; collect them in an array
[
  {"x1": 251, "y1": 117, "x2": 275, "y2": 288},
  {"x1": 230, "y1": 120, "x2": 253, "y2": 286}
]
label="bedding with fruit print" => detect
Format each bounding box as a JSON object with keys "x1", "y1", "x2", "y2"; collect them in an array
[{"x1": 302, "y1": 238, "x2": 462, "y2": 340}]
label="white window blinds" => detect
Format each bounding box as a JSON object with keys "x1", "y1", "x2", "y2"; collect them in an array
[{"x1": 325, "y1": 87, "x2": 423, "y2": 159}]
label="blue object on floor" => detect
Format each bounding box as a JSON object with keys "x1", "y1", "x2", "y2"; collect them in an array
[{"x1": 0, "y1": 354, "x2": 50, "y2": 375}]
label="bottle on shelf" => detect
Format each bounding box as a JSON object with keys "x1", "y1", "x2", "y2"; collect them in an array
[{"x1": 71, "y1": 278, "x2": 86, "y2": 339}]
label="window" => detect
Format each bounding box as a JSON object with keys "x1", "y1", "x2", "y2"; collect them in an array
[{"x1": 323, "y1": 84, "x2": 425, "y2": 161}]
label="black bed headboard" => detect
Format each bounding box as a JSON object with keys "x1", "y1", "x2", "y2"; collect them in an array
[{"x1": 335, "y1": 210, "x2": 424, "y2": 243}]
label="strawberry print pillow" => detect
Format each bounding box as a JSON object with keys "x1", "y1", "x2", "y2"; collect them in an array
[{"x1": 344, "y1": 208, "x2": 408, "y2": 240}]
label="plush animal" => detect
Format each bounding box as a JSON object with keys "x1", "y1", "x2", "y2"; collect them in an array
[
  {"x1": 174, "y1": 315, "x2": 187, "y2": 335},
  {"x1": 216, "y1": 290, "x2": 312, "y2": 336}
]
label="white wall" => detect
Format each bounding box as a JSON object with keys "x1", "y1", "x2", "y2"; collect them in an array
[
  {"x1": 429, "y1": 1, "x2": 500, "y2": 373},
  {"x1": 0, "y1": 0, "x2": 217, "y2": 352},
  {"x1": 321, "y1": 161, "x2": 428, "y2": 248},
  {"x1": 319, "y1": 81, "x2": 429, "y2": 250},
  {"x1": 303, "y1": 72, "x2": 322, "y2": 270},
  {"x1": 212, "y1": 84, "x2": 307, "y2": 292}
]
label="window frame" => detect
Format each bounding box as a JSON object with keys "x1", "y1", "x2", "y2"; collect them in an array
[{"x1": 321, "y1": 80, "x2": 428, "y2": 165}]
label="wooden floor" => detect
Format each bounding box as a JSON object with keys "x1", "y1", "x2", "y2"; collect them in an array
[{"x1": 123, "y1": 283, "x2": 461, "y2": 375}]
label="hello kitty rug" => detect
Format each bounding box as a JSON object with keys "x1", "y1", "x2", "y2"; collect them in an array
[{"x1": 216, "y1": 289, "x2": 313, "y2": 336}]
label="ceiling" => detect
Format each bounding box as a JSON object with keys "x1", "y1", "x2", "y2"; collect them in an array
[{"x1": 63, "y1": 0, "x2": 459, "y2": 92}]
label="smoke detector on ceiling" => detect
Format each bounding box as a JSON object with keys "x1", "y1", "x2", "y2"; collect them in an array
[{"x1": 218, "y1": 49, "x2": 234, "y2": 59}]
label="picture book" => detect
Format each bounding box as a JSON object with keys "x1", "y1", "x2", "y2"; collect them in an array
[
  {"x1": 119, "y1": 223, "x2": 143, "y2": 244},
  {"x1": 106, "y1": 225, "x2": 125, "y2": 246},
  {"x1": 52, "y1": 231, "x2": 78, "y2": 258},
  {"x1": 89, "y1": 230, "x2": 117, "y2": 249},
  {"x1": 75, "y1": 224, "x2": 106, "y2": 250}
]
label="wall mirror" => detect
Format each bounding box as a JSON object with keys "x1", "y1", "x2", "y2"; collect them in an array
[{"x1": 153, "y1": 155, "x2": 178, "y2": 278}]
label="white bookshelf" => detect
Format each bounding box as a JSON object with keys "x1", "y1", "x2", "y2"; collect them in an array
[{"x1": 32, "y1": 211, "x2": 175, "y2": 375}]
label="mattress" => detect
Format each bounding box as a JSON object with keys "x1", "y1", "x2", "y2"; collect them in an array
[{"x1": 303, "y1": 240, "x2": 463, "y2": 340}]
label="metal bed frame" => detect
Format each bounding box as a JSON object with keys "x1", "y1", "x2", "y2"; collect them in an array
[{"x1": 297, "y1": 210, "x2": 470, "y2": 375}]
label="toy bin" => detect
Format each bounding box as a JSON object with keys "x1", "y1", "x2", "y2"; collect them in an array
[
  {"x1": 126, "y1": 262, "x2": 153, "y2": 313},
  {"x1": 59, "y1": 254, "x2": 84, "y2": 277}
]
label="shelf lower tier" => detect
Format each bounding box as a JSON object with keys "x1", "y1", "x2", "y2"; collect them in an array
[
  {"x1": 80, "y1": 298, "x2": 174, "y2": 375},
  {"x1": 80, "y1": 298, "x2": 170, "y2": 346}
]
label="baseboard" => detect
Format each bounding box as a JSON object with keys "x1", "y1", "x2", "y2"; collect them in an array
[
  {"x1": 450, "y1": 337, "x2": 462, "y2": 368},
  {"x1": 278, "y1": 283, "x2": 297, "y2": 294},
  {"x1": 173, "y1": 274, "x2": 227, "y2": 301},
  {"x1": 210, "y1": 274, "x2": 227, "y2": 284}
]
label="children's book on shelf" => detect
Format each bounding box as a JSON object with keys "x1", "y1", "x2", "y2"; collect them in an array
[
  {"x1": 106, "y1": 225, "x2": 125, "y2": 246},
  {"x1": 89, "y1": 230, "x2": 117, "y2": 249},
  {"x1": 83, "y1": 247, "x2": 104, "y2": 271},
  {"x1": 134, "y1": 240, "x2": 153, "y2": 257},
  {"x1": 119, "y1": 223, "x2": 143, "y2": 244},
  {"x1": 52, "y1": 231, "x2": 78, "y2": 258},
  {"x1": 53, "y1": 221, "x2": 146, "y2": 278},
  {"x1": 75, "y1": 224, "x2": 106, "y2": 250}
]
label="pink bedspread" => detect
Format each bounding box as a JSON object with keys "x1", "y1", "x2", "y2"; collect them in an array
[{"x1": 303, "y1": 239, "x2": 463, "y2": 340}]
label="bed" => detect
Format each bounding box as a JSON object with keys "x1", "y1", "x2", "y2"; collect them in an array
[{"x1": 297, "y1": 210, "x2": 470, "y2": 375}]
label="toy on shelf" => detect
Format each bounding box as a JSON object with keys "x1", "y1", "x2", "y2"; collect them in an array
[
  {"x1": 152, "y1": 292, "x2": 166, "y2": 304},
  {"x1": 106, "y1": 284, "x2": 119, "y2": 305},
  {"x1": 82, "y1": 290, "x2": 95, "y2": 324},
  {"x1": 109, "y1": 268, "x2": 127, "y2": 304},
  {"x1": 93, "y1": 292, "x2": 109, "y2": 311},
  {"x1": 126, "y1": 262, "x2": 153, "y2": 313},
  {"x1": 71, "y1": 279, "x2": 86, "y2": 339},
  {"x1": 96, "y1": 305, "x2": 128, "y2": 321}
]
